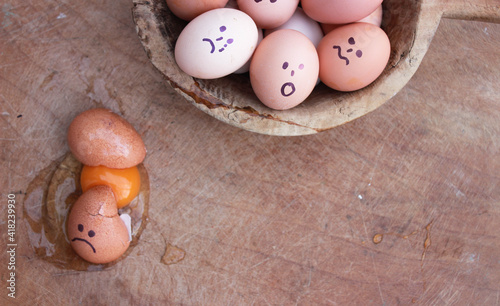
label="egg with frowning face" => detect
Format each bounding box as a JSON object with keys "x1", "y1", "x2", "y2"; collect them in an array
[
  {"x1": 174, "y1": 8, "x2": 259, "y2": 79},
  {"x1": 67, "y1": 185, "x2": 130, "y2": 264}
]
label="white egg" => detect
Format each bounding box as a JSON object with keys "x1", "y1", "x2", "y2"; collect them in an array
[
  {"x1": 265, "y1": 7, "x2": 324, "y2": 48},
  {"x1": 233, "y1": 28, "x2": 264, "y2": 74},
  {"x1": 175, "y1": 8, "x2": 259, "y2": 79}
]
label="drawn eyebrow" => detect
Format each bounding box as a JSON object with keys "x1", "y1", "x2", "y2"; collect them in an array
[{"x1": 333, "y1": 45, "x2": 349, "y2": 65}]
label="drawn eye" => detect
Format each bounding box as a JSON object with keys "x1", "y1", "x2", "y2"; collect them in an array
[
  {"x1": 219, "y1": 26, "x2": 226, "y2": 32},
  {"x1": 348, "y1": 37, "x2": 355, "y2": 45},
  {"x1": 298, "y1": 64, "x2": 304, "y2": 70},
  {"x1": 282, "y1": 62, "x2": 289, "y2": 70},
  {"x1": 88, "y1": 230, "x2": 95, "y2": 238},
  {"x1": 78, "y1": 224, "x2": 84, "y2": 232},
  {"x1": 356, "y1": 50, "x2": 363, "y2": 58}
]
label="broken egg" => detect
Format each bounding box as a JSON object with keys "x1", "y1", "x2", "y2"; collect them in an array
[
  {"x1": 80, "y1": 165, "x2": 141, "y2": 209},
  {"x1": 67, "y1": 108, "x2": 146, "y2": 169},
  {"x1": 67, "y1": 185, "x2": 131, "y2": 264}
]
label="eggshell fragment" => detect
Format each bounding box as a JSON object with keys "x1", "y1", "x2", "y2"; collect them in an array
[
  {"x1": 67, "y1": 185, "x2": 130, "y2": 264},
  {"x1": 67, "y1": 108, "x2": 146, "y2": 169}
]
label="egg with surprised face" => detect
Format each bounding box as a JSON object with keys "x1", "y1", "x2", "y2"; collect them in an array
[
  {"x1": 68, "y1": 185, "x2": 131, "y2": 264},
  {"x1": 250, "y1": 29, "x2": 319, "y2": 110},
  {"x1": 175, "y1": 8, "x2": 259, "y2": 79}
]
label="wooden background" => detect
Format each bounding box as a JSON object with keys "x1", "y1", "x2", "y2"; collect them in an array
[{"x1": 1, "y1": 0, "x2": 499, "y2": 304}]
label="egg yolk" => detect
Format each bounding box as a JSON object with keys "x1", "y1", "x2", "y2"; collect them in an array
[{"x1": 81, "y1": 165, "x2": 140, "y2": 208}]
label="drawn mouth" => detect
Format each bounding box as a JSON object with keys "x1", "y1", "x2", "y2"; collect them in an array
[
  {"x1": 72, "y1": 237, "x2": 96, "y2": 253},
  {"x1": 202, "y1": 38, "x2": 215, "y2": 54},
  {"x1": 281, "y1": 82, "x2": 296, "y2": 97},
  {"x1": 333, "y1": 45, "x2": 349, "y2": 65}
]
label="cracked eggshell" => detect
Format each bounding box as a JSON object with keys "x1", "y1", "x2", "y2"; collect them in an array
[
  {"x1": 67, "y1": 185, "x2": 131, "y2": 264},
  {"x1": 67, "y1": 108, "x2": 146, "y2": 169}
]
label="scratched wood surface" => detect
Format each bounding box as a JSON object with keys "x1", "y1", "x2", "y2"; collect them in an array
[{"x1": 1, "y1": 0, "x2": 499, "y2": 304}]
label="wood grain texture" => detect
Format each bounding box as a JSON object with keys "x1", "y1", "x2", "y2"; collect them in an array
[{"x1": 1, "y1": 0, "x2": 499, "y2": 304}]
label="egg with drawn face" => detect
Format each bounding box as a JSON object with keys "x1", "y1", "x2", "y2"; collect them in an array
[
  {"x1": 67, "y1": 185, "x2": 130, "y2": 264},
  {"x1": 175, "y1": 8, "x2": 259, "y2": 79},
  {"x1": 250, "y1": 29, "x2": 319, "y2": 110},
  {"x1": 318, "y1": 22, "x2": 390, "y2": 92},
  {"x1": 237, "y1": 0, "x2": 299, "y2": 29}
]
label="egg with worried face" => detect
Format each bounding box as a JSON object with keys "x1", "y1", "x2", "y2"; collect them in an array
[
  {"x1": 67, "y1": 185, "x2": 131, "y2": 264},
  {"x1": 250, "y1": 29, "x2": 319, "y2": 110},
  {"x1": 318, "y1": 22, "x2": 390, "y2": 92}
]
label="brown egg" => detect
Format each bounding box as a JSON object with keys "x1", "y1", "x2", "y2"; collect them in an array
[
  {"x1": 67, "y1": 108, "x2": 146, "y2": 169},
  {"x1": 166, "y1": 0, "x2": 229, "y2": 21},
  {"x1": 67, "y1": 185, "x2": 130, "y2": 264}
]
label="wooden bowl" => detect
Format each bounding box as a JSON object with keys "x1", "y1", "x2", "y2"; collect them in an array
[{"x1": 132, "y1": 0, "x2": 500, "y2": 136}]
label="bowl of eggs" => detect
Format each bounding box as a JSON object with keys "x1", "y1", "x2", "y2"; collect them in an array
[{"x1": 132, "y1": 0, "x2": 500, "y2": 136}]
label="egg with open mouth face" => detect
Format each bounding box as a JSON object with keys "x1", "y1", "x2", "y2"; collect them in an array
[{"x1": 250, "y1": 29, "x2": 319, "y2": 110}]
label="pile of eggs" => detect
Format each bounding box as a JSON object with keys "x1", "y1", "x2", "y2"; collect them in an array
[
  {"x1": 169, "y1": 0, "x2": 390, "y2": 110},
  {"x1": 66, "y1": 108, "x2": 146, "y2": 264}
]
